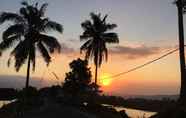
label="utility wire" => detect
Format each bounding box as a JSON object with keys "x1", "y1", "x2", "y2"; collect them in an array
[
  {"x1": 40, "y1": 47, "x2": 181, "y2": 81},
  {"x1": 101, "y1": 48, "x2": 179, "y2": 80},
  {"x1": 51, "y1": 71, "x2": 60, "y2": 80}
]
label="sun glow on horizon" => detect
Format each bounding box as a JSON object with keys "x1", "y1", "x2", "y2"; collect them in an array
[{"x1": 100, "y1": 73, "x2": 112, "y2": 86}]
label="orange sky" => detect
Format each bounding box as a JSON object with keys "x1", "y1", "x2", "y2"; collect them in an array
[
  {"x1": 0, "y1": 0, "x2": 183, "y2": 96},
  {"x1": 0, "y1": 46, "x2": 181, "y2": 96}
]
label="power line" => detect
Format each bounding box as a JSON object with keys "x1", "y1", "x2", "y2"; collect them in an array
[
  {"x1": 39, "y1": 47, "x2": 180, "y2": 82},
  {"x1": 101, "y1": 48, "x2": 179, "y2": 80},
  {"x1": 40, "y1": 68, "x2": 61, "y2": 82},
  {"x1": 51, "y1": 71, "x2": 60, "y2": 80}
]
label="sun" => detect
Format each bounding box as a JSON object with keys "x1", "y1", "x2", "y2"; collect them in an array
[{"x1": 100, "y1": 73, "x2": 112, "y2": 86}]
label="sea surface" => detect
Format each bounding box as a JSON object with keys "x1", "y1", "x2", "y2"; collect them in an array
[
  {"x1": 0, "y1": 100, "x2": 13, "y2": 108},
  {"x1": 103, "y1": 104, "x2": 157, "y2": 118}
]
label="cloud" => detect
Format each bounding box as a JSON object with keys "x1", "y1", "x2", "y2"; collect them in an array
[
  {"x1": 110, "y1": 45, "x2": 161, "y2": 59},
  {"x1": 60, "y1": 43, "x2": 75, "y2": 54},
  {"x1": 68, "y1": 38, "x2": 79, "y2": 43},
  {"x1": 58, "y1": 42, "x2": 162, "y2": 60},
  {"x1": 59, "y1": 43, "x2": 82, "y2": 58}
]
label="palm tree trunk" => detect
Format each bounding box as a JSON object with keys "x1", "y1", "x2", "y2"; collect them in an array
[
  {"x1": 95, "y1": 64, "x2": 98, "y2": 84},
  {"x1": 177, "y1": 0, "x2": 186, "y2": 104},
  {"x1": 25, "y1": 51, "x2": 31, "y2": 89}
]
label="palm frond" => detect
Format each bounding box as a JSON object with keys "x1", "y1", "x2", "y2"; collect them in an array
[
  {"x1": 27, "y1": 5, "x2": 37, "y2": 16},
  {"x1": 81, "y1": 20, "x2": 92, "y2": 30},
  {"x1": 21, "y1": 0, "x2": 28, "y2": 6},
  {"x1": 90, "y1": 12, "x2": 101, "y2": 25},
  {"x1": 0, "y1": 12, "x2": 24, "y2": 24},
  {"x1": 39, "y1": 3, "x2": 48, "y2": 17},
  {"x1": 80, "y1": 30, "x2": 94, "y2": 41},
  {"x1": 85, "y1": 47, "x2": 92, "y2": 60},
  {"x1": 20, "y1": 7, "x2": 29, "y2": 18},
  {"x1": 0, "y1": 1, "x2": 64, "y2": 75},
  {"x1": 43, "y1": 21, "x2": 63, "y2": 33},
  {"x1": 80, "y1": 40, "x2": 92, "y2": 52},
  {"x1": 90, "y1": 12, "x2": 104, "y2": 31},
  {"x1": 10, "y1": 40, "x2": 29, "y2": 71},
  {"x1": 102, "y1": 33, "x2": 119, "y2": 43},
  {"x1": 80, "y1": 20, "x2": 94, "y2": 41},
  {"x1": 37, "y1": 41, "x2": 51, "y2": 65},
  {"x1": 3, "y1": 24, "x2": 24, "y2": 40},
  {"x1": 106, "y1": 24, "x2": 117, "y2": 30},
  {"x1": 102, "y1": 14, "x2": 108, "y2": 23},
  {"x1": 80, "y1": 34, "x2": 91, "y2": 40},
  {"x1": 39, "y1": 34, "x2": 61, "y2": 53},
  {"x1": 80, "y1": 12, "x2": 119, "y2": 71},
  {"x1": 0, "y1": 35, "x2": 20, "y2": 51}
]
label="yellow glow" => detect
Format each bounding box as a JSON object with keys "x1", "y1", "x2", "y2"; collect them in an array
[{"x1": 100, "y1": 73, "x2": 112, "y2": 86}]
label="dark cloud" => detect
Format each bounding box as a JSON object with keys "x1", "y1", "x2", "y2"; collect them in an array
[
  {"x1": 110, "y1": 45, "x2": 161, "y2": 59},
  {"x1": 59, "y1": 43, "x2": 161, "y2": 59}
]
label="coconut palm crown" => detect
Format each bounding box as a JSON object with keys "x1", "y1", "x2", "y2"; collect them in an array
[
  {"x1": 0, "y1": 1, "x2": 63, "y2": 88},
  {"x1": 80, "y1": 12, "x2": 119, "y2": 84}
]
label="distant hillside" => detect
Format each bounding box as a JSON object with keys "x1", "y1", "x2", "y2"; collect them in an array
[
  {"x1": 0, "y1": 75, "x2": 54, "y2": 89},
  {"x1": 124, "y1": 95, "x2": 179, "y2": 100}
]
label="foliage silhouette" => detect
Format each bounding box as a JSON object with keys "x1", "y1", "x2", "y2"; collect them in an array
[
  {"x1": 80, "y1": 12, "x2": 119, "y2": 84},
  {"x1": 63, "y1": 58, "x2": 92, "y2": 95},
  {"x1": 0, "y1": 0, "x2": 63, "y2": 89}
]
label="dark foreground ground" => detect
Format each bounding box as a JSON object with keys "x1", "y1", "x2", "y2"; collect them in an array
[
  {"x1": 150, "y1": 103, "x2": 186, "y2": 118},
  {"x1": 3, "y1": 86, "x2": 186, "y2": 118},
  {"x1": 0, "y1": 98, "x2": 129, "y2": 118}
]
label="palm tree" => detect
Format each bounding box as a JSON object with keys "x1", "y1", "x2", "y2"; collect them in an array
[
  {"x1": 0, "y1": 1, "x2": 63, "y2": 89},
  {"x1": 80, "y1": 12, "x2": 119, "y2": 84},
  {"x1": 175, "y1": 0, "x2": 186, "y2": 104}
]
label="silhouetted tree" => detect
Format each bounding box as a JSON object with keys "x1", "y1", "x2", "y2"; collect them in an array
[
  {"x1": 175, "y1": 0, "x2": 186, "y2": 104},
  {"x1": 0, "y1": 1, "x2": 63, "y2": 89},
  {"x1": 63, "y1": 58, "x2": 92, "y2": 94},
  {"x1": 80, "y1": 12, "x2": 119, "y2": 84}
]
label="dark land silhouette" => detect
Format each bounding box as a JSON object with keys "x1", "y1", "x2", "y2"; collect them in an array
[{"x1": 0, "y1": 59, "x2": 129, "y2": 118}]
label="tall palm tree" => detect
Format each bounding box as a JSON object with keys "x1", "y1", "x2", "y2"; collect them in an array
[
  {"x1": 0, "y1": 1, "x2": 63, "y2": 89},
  {"x1": 80, "y1": 12, "x2": 119, "y2": 84},
  {"x1": 175, "y1": 0, "x2": 186, "y2": 104}
]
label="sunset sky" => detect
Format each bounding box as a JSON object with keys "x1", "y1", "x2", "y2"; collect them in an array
[{"x1": 0, "y1": 0, "x2": 183, "y2": 96}]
